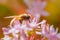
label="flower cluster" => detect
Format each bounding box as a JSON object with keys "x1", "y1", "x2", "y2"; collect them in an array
[
  {"x1": 1, "y1": 17, "x2": 60, "y2": 40},
  {"x1": 1, "y1": 0, "x2": 60, "y2": 40}
]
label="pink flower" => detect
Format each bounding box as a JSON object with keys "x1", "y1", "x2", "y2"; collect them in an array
[
  {"x1": 1, "y1": 28, "x2": 12, "y2": 40},
  {"x1": 2, "y1": 17, "x2": 60, "y2": 40},
  {"x1": 24, "y1": 0, "x2": 49, "y2": 21},
  {"x1": 2, "y1": 28, "x2": 9, "y2": 35},
  {"x1": 1, "y1": 36, "x2": 12, "y2": 40},
  {"x1": 40, "y1": 20, "x2": 60, "y2": 40}
]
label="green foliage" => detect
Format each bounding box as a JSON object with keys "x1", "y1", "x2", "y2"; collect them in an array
[{"x1": 0, "y1": 4, "x2": 15, "y2": 17}]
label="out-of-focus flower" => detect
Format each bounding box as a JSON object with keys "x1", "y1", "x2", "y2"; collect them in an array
[
  {"x1": 1, "y1": 36, "x2": 12, "y2": 40},
  {"x1": 33, "y1": 20, "x2": 60, "y2": 40},
  {"x1": 2, "y1": 28, "x2": 9, "y2": 35},
  {"x1": 24, "y1": 0, "x2": 49, "y2": 21},
  {"x1": 44, "y1": 25, "x2": 60, "y2": 40},
  {"x1": 1, "y1": 28, "x2": 12, "y2": 40},
  {"x1": 1, "y1": 18, "x2": 60, "y2": 40},
  {"x1": 40, "y1": 20, "x2": 60, "y2": 40}
]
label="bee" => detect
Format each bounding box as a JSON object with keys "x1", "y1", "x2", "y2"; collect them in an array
[{"x1": 4, "y1": 14, "x2": 31, "y2": 27}]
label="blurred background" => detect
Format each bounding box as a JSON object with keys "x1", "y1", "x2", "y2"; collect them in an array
[{"x1": 0, "y1": 0, "x2": 60, "y2": 38}]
